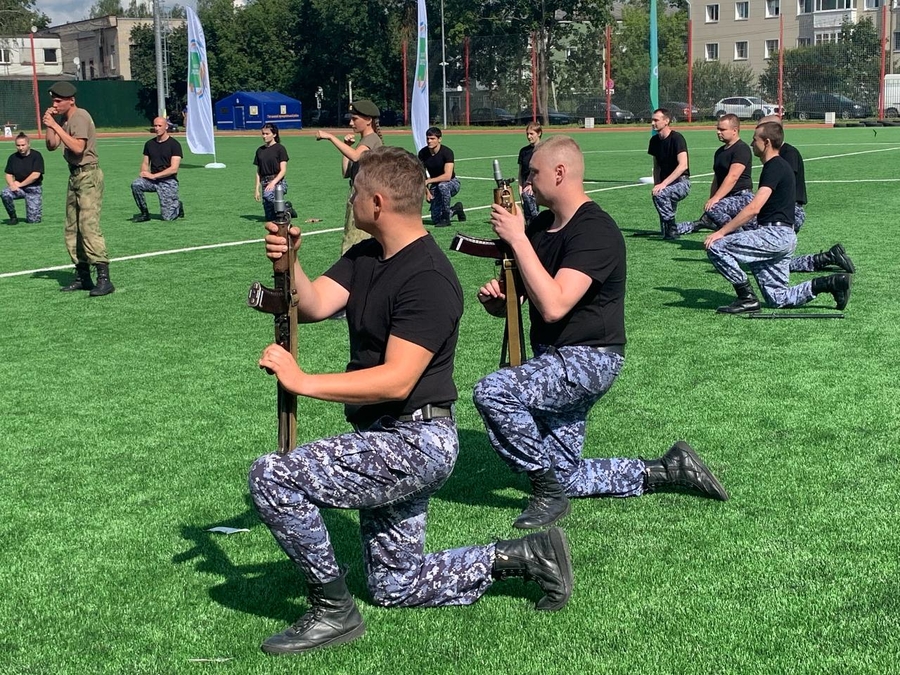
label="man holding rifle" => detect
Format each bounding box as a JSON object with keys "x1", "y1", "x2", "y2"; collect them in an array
[
  {"x1": 249, "y1": 147, "x2": 573, "y2": 656},
  {"x1": 473, "y1": 136, "x2": 728, "y2": 531}
]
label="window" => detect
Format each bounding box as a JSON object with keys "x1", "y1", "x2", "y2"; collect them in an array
[
  {"x1": 894, "y1": 31, "x2": 900, "y2": 51},
  {"x1": 0, "y1": 49, "x2": 11, "y2": 64},
  {"x1": 706, "y1": 4, "x2": 720, "y2": 22},
  {"x1": 706, "y1": 43, "x2": 720, "y2": 60},
  {"x1": 766, "y1": 0, "x2": 780, "y2": 17},
  {"x1": 43, "y1": 48, "x2": 58, "y2": 64},
  {"x1": 815, "y1": 31, "x2": 841, "y2": 44},
  {"x1": 865, "y1": 0, "x2": 883, "y2": 7},
  {"x1": 736, "y1": 1, "x2": 750, "y2": 18},
  {"x1": 735, "y1": 41, "x2": 749, "y2": 59},
  {"x1": 797, "y1": 37, "x2": 812, "y2": 46},
  {"x1": 815, "y1": 0, "x2": 852, "y2": 9},
  {"x1": 798, "y1": 0, "x2": 813, "y2": 12},
  {"x1": 765, "y1": 39, "x2": 780, "y2": 58}
]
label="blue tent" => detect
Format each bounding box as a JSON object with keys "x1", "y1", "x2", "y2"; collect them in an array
[{"x1": 214, "y1": 91, "x2": 302, "y2": 130}]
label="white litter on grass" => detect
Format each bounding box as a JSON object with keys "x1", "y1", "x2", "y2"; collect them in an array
[
  {"x1": 188, "y1": 657, "x2": 234, "y2": 662},
  {"x1": 206, "y1": 527, "x2": 249, "y2": 535},
  {"x1": 638, "y1": 176, "x2": 654, "y2": 184}
]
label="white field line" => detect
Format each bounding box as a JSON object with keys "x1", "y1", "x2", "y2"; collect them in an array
[{"x1": 3, "y1": 146, "x2": 897, "y2": 280}]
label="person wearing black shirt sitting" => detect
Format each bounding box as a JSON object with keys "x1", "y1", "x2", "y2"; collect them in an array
[
  {"x1": 705, "y1": 121, "x2": 851, "y2": 313},
  {"x1": 248, "y1": 146, "x2": 573, "y2": 656},
  {"x1": 130, "y1": 117, "x2": 184, "y2": 222},
  {"x1": 473, "y1": 136, "x2": 728, "y2": 531},
  {"x1": 417, "y1": 126, "x2": 465, "y2": 227},
  {"x1": 2, "y1": 132, "x2": 44, "y2": 224},
  {"x1": 648, "y1": 108, "x2": 690, "y2": 238}
]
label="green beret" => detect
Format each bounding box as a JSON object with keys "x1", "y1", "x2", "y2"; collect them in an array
[
  {"x1": 49, "y1": 81, "x2": 77, "y2": 98},
  {"x1": 349, "y1": 99, "x2": 380, "y2": 118}
]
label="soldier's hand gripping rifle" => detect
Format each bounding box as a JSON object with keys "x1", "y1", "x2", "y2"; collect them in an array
[
  {"x1": 449, "y1": 160, "x2": 526, "y2": 368},
  {"x1": 246, "y1": 185, "x2": 298, "y2": 455}
]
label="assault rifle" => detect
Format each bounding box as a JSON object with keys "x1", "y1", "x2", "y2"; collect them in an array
[
  {"x1": 449, "y1": 160, "x2": 526, "y2": 368},
  {"x1": 246, "y1": 185, "x2": 298, "y2": 455}
]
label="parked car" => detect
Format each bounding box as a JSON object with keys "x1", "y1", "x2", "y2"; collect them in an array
[
  {"x1": 575, "y1": 101, "x2": 635, "y2": 124},
  {"x1": 713, "y1": 96, "x2": 783, "y2": 120},
  {"x1": 636, "y1": 101, "x2": 703, "y2": 123},
  {"x1": 469, "y1": 107, "x2": 516, "y2": 126},
  {"x1": 514, "y1": 108, "x2": 574, "y2": 125},
  {"x1": 793, "y1": 93, "x2": 872, "y2": 120}
]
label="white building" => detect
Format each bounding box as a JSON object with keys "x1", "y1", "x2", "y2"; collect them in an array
[{"x1": 0, "y1": 35, "x2": 64, "y2": 78}]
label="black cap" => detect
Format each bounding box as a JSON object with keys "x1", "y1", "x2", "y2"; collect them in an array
[
  {"x1": 49, "y1": 81, "x2": 77, "y2": 98},
  {"x1": 349, "y1": 99, "x2": 380, "y2": 118}
]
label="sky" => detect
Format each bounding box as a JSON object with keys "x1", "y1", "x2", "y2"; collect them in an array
[{"x1": 34, "y1": 0, "x2": 197, "y2": 27}]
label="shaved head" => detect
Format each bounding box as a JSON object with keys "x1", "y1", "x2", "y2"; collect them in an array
[
  {"x1": 757, "y1": 114, "x2": 782, "y2": 126},
  {"x1": 533, "y1": 135, "x2": 585, "y2": 181}
]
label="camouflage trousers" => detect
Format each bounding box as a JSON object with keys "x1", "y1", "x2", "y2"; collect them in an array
[
  {"x1": 1, "y1": 184, "x2": 42, "y2": 222},
  {"x1": 249, "y1": 416, "x2": 495, "y2": 607},
  {"x1": 652, "y1": 177, "x2": 691, "y2": 232},
  {"x1": 65, "y1": 166, "x2": 108, "y2": 265},
  {"x1": 260, "y1": 177, "x2": 289, "y2": 221},
  {"x1": 131, "y1": 177, "x2": 181, "y2": 220},
  {"x1": 674, "y1": 189, "x2": 753, "y2": 235},
  {"x1": 428, "y1": 178, "x2": 460, "y2": 224},
  {"x1": 707, "y1": 225, "x2": 816, "y2": 308},
  {"x1": 341, "y1": 183, "x2": 372, "y2": 254},
  {"x1": 473, "y1": 346, "x2": 646, "y2": 498}
]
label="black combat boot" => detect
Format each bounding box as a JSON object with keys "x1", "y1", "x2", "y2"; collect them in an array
[
  {"x1": 261, "y1": 573, "x2": 366, "y2": 655},
  {"x1": 132, "y1": 209, "x2": 150, "y2": 223},
  {"x1": 8, "y1": 215, "x2": 18, "y2": 225},
  {"x1": 662, "y1": 220, "x2": 679, "y2": 240},
  {"x1": 691, "y1": 213, "x2": 715, "y2": 231},
  {"x1": 60, "y1": 263, "x2": 94, "y2": 292},
  {"x1": 812, "y1": 244, "x2": 855, "y2": 274},
  {"x1": 89, "y1": 263, "x2": 115, "y2": 297},
  {"x1": 513, "y1": 468, "x2": 571, "y2": 530},
  {"x1": 492, "y1": 527, "x2": 573, "y2": 611},
  {"x1": 643, "y1": 441, "x2": 729, "y2": 501},
  {"x1": 433, "y1": 219, "x2": 452, "y2": 228},
  {"x1": 285, "y1": 201, "x2": 297, "y2": 218},
  {"x1": 716, "y1": 281, "x2": 760, "y2": 314},
  {"x1": 811, "y1": 273, "x2": 851, "y2": 310},
  {"x1": 177, "y1": 201, "x2": 185, "y2": 219},
  {"x1": 451, "y1": 201, "x2": 466, "y2": 221}
]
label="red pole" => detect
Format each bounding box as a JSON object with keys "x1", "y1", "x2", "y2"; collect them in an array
[
  {"x1": 878, "y1": 5, "x2": 888, "y2": 120},
  {"x1": 687, "y1": 19, "x2": 693, "y2": 123},
  {"x1": 465, "y1": 37, "x2": 470, "y2": 125},
  {"x1": 605, "y1": 25, "x2": 612, "y2": 125},
  {"x1": 778, "y1": 15, "x2": 784, "y2": 118},
  {"x1": 30, "y1": 32, "x2": 42, "y2": 139},
  {"x1": 402, "y1": 39, "x2": 408, "y2": 125},
  {"x1": 531, "y1": 32, "x2": 538, "y2": 121}
]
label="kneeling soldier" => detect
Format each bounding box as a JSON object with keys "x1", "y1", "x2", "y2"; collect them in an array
[{"x1": 131, "y1": 117, "x2": 184, "y2": 222}]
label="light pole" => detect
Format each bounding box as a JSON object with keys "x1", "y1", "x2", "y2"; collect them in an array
[
  {"x1": 153, "y1": 0, "x2": 166, "y2": 118},
  {"x1": 440, "y1": 0, "x2": 448, "y2": 126},
  {"x1": 686, "y1": 0, "x2": 693, "y2": 122},
  {"x1": 29, "y1": 25, "x2": 42, "y2": 138}
]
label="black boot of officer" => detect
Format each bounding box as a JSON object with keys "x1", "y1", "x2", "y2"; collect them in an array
[
  {"x1": 717, "y1": 281, "x2": 760, "y2": 314},
  {"x1": 493, "y1": 526, "x2": 574, "y2": 611},
  {"x1": 811, "y1": 273, "x2": 851, "y2": 310},
  {"x1": 451, "y1": 201, "x2": 466, "y2": 221},
  {"x1": 89, "y1": 263, "x2": 115, "y2": 297},
  {"x1": 261, "y1": 572, "x2": 366, "y2": 655},
  {"x1": 132, "y1": 208, "x2": 150, "y2": 223},
  {"x1": 644, "y1": 441, "x2": 729, "y2": 501},
  {"x1": 513, "y1": 468, "x2": 571, "y2": 530},
  {"x1": 60, "y1": 262, "x2": 95, "y2": 292},
  {"x1": 812, "y1": 244, "x2": 855, "y2": 274}
]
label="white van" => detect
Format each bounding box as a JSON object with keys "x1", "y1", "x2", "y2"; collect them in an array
[{"x1": 882, "y1": 74, "x2": 900, "y2": 117}]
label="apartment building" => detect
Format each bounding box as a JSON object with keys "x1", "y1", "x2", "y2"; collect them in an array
[{"x1": 0, "y1": 35, "x2": 65, "y2": 78}]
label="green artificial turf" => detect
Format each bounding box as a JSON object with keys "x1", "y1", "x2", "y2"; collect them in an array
[{"x1": 1, "y1": 126, "x2": 898, "y2": 674}]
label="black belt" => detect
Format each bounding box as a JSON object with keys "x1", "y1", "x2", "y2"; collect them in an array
[
  {"x1": 398, "y1": 404, "x2": 454, "y2": 422},
  {"x1": 760, "y1": 221, "x2": 794, "y2": 228},
  {"x1": 595, "y1": 345, "x2": 625, "y2": 357},
  {"x1": 69, "y1": 163, "x2": 99, "y2": 176}
]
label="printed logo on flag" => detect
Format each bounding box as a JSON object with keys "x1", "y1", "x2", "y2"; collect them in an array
[{"x1": 188, "y1": 39, "x2": 206, "y2": 99}]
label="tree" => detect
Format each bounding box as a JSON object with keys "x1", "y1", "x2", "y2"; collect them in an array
[
  {"x1": 89, "y1": 0, "x2": 124, "y2": 18},
  {"x1": 125, "y1": 0, "x2": 152, "y2": 18},
  {"x1": 0, "y1": 0, "x2": 50, "y2": 33},
  {"x1": 130, "y1": 21, "x2": 188, "y2": 119}
]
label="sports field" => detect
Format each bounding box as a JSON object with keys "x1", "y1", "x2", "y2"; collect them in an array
[{"x1": 1, "y1": 125, "x2": 898, "y2": 674}]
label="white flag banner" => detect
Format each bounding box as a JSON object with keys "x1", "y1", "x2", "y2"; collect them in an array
[
  {"x1": 411, "y1": 0, "x2": 429, "y2": 152},
  {"x1": 186, "y1": 8, "x2": 216, "y2": 156}
]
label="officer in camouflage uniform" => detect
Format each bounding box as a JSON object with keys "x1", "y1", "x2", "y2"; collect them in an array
[
  {"x1": 130, "y1": 116, "x2": 184, "y2": 222},
  {"x1": 43, "y1": 81, "x2": 114, "y2": 296},
  {"x1": 648, "y1": 108, "x2": 691, "y2": 237},
  {"x1": 2, "y1": 132, "x2": 44, "y2": 224},
  {"x1": 474, "y1": 136, "x2": 728, "y2": 532},
  {"x1": 249, "y1": 147, "x2": 573, "y2": 656},
  {"x1": 705, "y1": 122, "x2": 851, "y2": 313}
]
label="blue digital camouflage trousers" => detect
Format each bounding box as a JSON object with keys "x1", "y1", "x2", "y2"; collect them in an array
[
  {"x1": 428, "y1": 177, "x2": 460, "y2": 224},
  {"x1": 787, "y1": 206, "x2": 814, "y2": 272},
  {"x1": 652, "y1": 177, "x2": 691, "y2": 232},
  {"x1": 1, "y1": 185, "x2": 42, "y2": 222},
  {"x1": 674, "y1": 189, "x2": 753, "y2": 235},
  {"x1": 260, "y1": 177, "x2": 289, "y2": 221},
  {"x1": 249, "y1": 416, "x2": 495, "y2": 607},
  {"x1": 473, "y1": 346, "x2": 646, "y2": 498},
  {"x1": 707, "y1": 225, "x2": 816, "y2": 307},
  {"x1": 131, "y1": 177, "x2": 181, "y2": 220}
]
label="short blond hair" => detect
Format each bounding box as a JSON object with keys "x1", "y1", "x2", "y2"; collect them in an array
[
  {"x1": 355, "y1": 146, "x2": 426, "y2": 216},
  {"x1": 533, "y1": 135, "x2": 584, "y2": 178}
]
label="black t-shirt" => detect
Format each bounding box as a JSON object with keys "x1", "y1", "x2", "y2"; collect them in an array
[
  {"x1": 648, "y1": 130, "x2": 690, "y2": 180},
  {"x1": 254, "y1": 143, "x2": 289, "y2": 177},
  {"x1": 526, "y1": 201, "x2": 626, "y2": 349},
  {"x1": 143, "y1": 136, "x2": 183, "y2": 177},
  {"x1": 757, "y1": 155, "x2": 796, "y2": 225},
  {"x1": 779, "y1": 142, "x2": 807, "y2": 206},
  {"x1": 518, "y1": 144, "x2": 536, "y2": 185},
  {"x1": 713, "y1": 139, "x2": 752, "y2": 194},
  {"x1": 417, "y1": 145, "x2": 456, "y2": 180},
  {"x1": 323, "y1": 234, "x2": 463, "y2": 426},
  {"x1": 5, "y1": 150, "x2": 44, "y2": 185}
]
